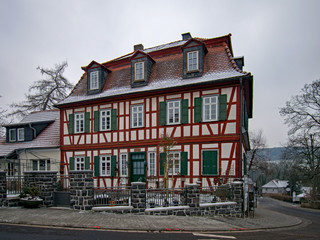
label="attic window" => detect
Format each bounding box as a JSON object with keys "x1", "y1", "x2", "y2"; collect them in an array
[
  {"x1": 187, "y1": 51, "x2": 199, "y2": 72},
  {"x1": 134, "y1": 62, "x2": 144, "y2": 82},
  {"x1": 9, "y1": 129, "x2": 16, "y2": 142},
  {"x1": 90, "y1": 71, "x2": 99, "y2": 90},
  {"x1": 18, "y1": 128, "x2": 25, "y2": 141}
]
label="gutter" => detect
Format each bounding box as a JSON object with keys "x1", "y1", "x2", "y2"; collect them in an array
[{"x1": 29, "y1": 123, "x2": 37, "y2": 138}]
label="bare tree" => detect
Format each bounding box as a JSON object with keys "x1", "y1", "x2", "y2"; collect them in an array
[
  {"x1": 0, "y1": 96, "x2": 7, "y2": 137},
  {"x1": 9, "y1": 61, "x2": 73, "y2": 118},
  {"x1": 280, "y1": 79, "x2": 320, "y2": 135},
  {"x1": 248, "y1": 129, "x2": 268, "y2": 171}
]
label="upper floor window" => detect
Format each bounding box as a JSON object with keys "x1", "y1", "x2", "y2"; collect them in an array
[
  {"x1": 134, "y1": 62, "x2": 144, "y2": 82},
  {"x1": 187, "y1": 51, "x2": 199, "y2": 72},
  {"x1": 90, "y1": 71, "x2": 99, "y2": 90},
  {"x1": 100, "y1": 109, "x2": 111, "y2": 131},
  {"x1": 18, "y1": 128, "x2": 24, "y2": 141},
  {"x1": 9, "y1": 129, "x2": 16, "y2": 142},
  {"x1": 167, "y1": 100, "x2": 181, "y2": 125},
  {"x1": 203, "y1": 96, "x2": 218, "y2": 122},
  {"x1": 131, "y1": 104, "x2": 144, "y2": 128},
  {"x1": 75, "y1": 113, "x2": 85, "y2": 133}
]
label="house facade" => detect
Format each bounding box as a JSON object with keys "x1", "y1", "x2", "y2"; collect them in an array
[
  {"x1": 57, "y1": 33, "x2": 253, "y2": 189},
  {"x1": 0, "y1": 110, "x2": 60, "y2": 178},
  {"x1": 262, "y1": 180, "x2": 289, "y2": 194}
]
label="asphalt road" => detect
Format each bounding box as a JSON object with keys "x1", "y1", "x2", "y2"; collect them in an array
[{"x1": 0, "y1": 197, "x2": 319, "y2": 240}]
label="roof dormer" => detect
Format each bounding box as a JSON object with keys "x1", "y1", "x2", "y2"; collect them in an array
[
  {"x1": 181, "y1": 38, "x2": 207, "y2": 79},
  {"x1": 130, "y1": 50, "x2": 155, "y2": 88},
  {"x1": 82, "y1": 61, "x2": 110, "y2": 95}
]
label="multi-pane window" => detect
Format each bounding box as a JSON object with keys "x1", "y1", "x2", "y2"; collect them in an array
[
  {"x1": 9, "y1": 129, "x2": 16, "y2": 142},
  {"x1": 32, "y1": 159, "x2": 50, "y2": 171},
  {"x1": 131, "y1": 104, "x2": 144, "y2": 128},
  {"x1": 75, "y1": 157, "x2": 85, "y2": 171},
  {"x1": 90, "y1": 71, "x2": 99, "y2": 90},
  {"x1": 18, "y1": 128, "x2": 24, "y2": 141},
  {"x1": 168, "y1": 152, "x2": 180, "y2": 175},
  {"x1": 167, "y1": 100, "x2": 180, "y2": 124},
  {"x1": 187, "y1": 51, "x2": 199, "y2": 72},
  {"x1": 134, "y1": 62, "x2": 144, "y2": 81},
  {"x1": 120, "y1": 154, "x2": 128, "y2": 177},
  {"x1": 75, "y1": 113, "x2": 84, "y2": 133},
  {"x1": 148, "y1": 152, "x2": 157, "y2": 176},
  {"x1": 203, "y1": 96, "x2": 218, "y2": 121},
  {"x1": 100, "y1": 155, "x2": 111, "y2": 176},
  {"x1": 100, "y1": 109, "x2": 111, "y2": 131}
]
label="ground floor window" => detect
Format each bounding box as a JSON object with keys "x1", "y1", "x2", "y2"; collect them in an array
[
  {"x1": 100, "y1": 155, "x2": 111, "y2": 176},
  {"x1": 120, "y1": 154, "x2": 128, "y2": 177},
  {"x1": 32, "y1": 159, "x2": 50, "y2": 171},
  {"x1": 148, "y1": 152, "x2": 157, "y2": 176},
  {"x1": 168, "y1": 152, "x2": 181, "y2": 175}
]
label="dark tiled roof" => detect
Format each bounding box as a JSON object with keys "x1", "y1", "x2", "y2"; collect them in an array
[
  {"x1": 0, "y1": 110, "x2": 60, "y2": 158},
  {"x1": 58, "y1": 35, "x2": 250, "y2": 105}
]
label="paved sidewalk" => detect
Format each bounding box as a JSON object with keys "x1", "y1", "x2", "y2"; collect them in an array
[{"x1": 0, "y1": 203, "x2": 301, "y2": 232}]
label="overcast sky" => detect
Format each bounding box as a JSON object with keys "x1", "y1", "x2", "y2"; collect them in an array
[{"x1": 1, "y1": 0, "x2": 319, "y2": 147}]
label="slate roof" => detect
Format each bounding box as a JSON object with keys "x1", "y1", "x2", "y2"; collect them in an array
[
  {"x1": 262, "y1": 180, "x2": 289, "y2": 189},
  {"x1": 0, "y1": 110, "x2": 60, "y2": 158},
  {"x1": 57, "y1": 34, "x2": 252, "y2": 106}
]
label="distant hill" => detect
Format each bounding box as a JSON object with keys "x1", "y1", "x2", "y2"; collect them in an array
[{"x1": 255, "y1": 147, "x2": 285, "y2": 162}]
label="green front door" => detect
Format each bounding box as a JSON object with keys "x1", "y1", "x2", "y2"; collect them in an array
[{"x1": 129, "y1": 152, "x2": 146, "y2": 183}]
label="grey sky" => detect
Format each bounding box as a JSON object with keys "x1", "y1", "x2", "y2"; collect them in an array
[{"x1": 1, "y1": 0, "x2": 319, "y2": 147}]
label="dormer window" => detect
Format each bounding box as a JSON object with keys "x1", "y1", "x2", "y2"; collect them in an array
[
  {"x1": 18, "y1": 128, "x2": 25, "y2": 141},
  {"x1": 9, "y1": 129, "x2": 16, "y2": 142},
  {"x1": 187, "y1": 51, "x2": 199, "y2": 72},
  {"x1": 90, "y1": 71, "x2": 99, "y2": 90},
  {"x1": 134, "y1": 62, "x2": 144, "y2": 82}
]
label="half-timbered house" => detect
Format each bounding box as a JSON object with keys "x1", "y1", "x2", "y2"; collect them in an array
[{"x1": 57, "y1": 33, "x2": 253, "y2": 189}]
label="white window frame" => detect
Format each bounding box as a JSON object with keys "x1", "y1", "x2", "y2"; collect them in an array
[
  {"x1": 90, "y1": 71, "x2": 99, "y2": 90},
  {"x1": 131, "y1": 104, "x2": 144, "y2": 128},
  {"x1": 17, "y1": 128, "x2": 24, "y2": 141},
  {"x1": 203, "y1": 95, "x2": 219, "y2": 122},
  {"x1": 75, "y1": 156, "x2": 85, "y2": 171},
  {"x1": 167, "y1": 100, "x2": 181, "y2": 125},
  {"x1": 120, "y1": 153, "x2": 128, "y2": 177},
  {"x1": 32, "y1": 159, "x2": 50, "y2": 171},
  {"x1": 100, "y1": 155, "x2": 111, "y2": 176},
  {"x1": 74, "y1": 112, "x2": 85, "y2": 133},
  {"x1": 134, "y1": 62, "x2": 144, "y2": 81},
  {"x1": 168, "y1": 152, "x2": 181, "y2": 176},
  {"x1": 187, "y1": 51, "x2": 199, "y2": 72},
  {"x1": 148, "y1": 152, "x2": 157, "y2": 176},
  {"x1": 100, "y1": 109, "x2": 111, "y2": 131},
  {"x1": 9, "y1": 129, "x2": 16, "y2": 142}
]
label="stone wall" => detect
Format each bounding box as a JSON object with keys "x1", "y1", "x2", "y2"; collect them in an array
[
  {"x1": 24, "y1": 171, "x2": 57, "y2": 206},
  {"x1": 69, "y1": 170, "x2": 94, "y2": 211},
  {"x1": 0, "y1": 172, "x2": 6, "y2": 206},
  {"x1": 131, "y1": 182, "x2": 146, "y2": 213}
]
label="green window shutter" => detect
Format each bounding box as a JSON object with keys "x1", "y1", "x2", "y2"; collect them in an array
[
  {"x1": 194, "y1": 97, "x2": 202, "y2": 123},
  {"x1": 85, "y1": 112, "x2": 90, "y2": 133},
  {"x1": 69, "y1": 157, "x2": 75, "y2": 171},
  {"x1": 111, "y1": 155, "x2": 117, "y2": 177},
  {"x1": 94, "y1": 156, "x2": 100, "y2": 177},
  {"x1": 159, "y1": 102, "x2": 167, "y2": 126},
  {"x1": 243, "y1": 153, "x2": 247, "y2": 175},
  {"x1": 243, "y1": 100, "x2": 248, "y2": 130},
  {"x1": 219, "y1": 94, "x2": 228, "y2": 121},
  {"x1": 159, "y1": 152, "x2": 166, "y2": 176},
  {"x1": 181, "y1": 99, "x2": 189, "y2": 124},
  {"x1": 85, "y1": 157, "x2": 90, "y2": 170},
  {"x1": 202, "y1": 150, "x2": 218, "y2": 175},
  {"x1": 68, "y1": 114, "x2": 74, "y2": 134},
  {"x1": 94, "y1": 111, "x2": 100, "y2": 132},
  {"x1": 111, "y1": 109, "x2": 118, "y2": 131},
  {"x1": 180, "y1": 152, "x2": 188, "y2": 176}
]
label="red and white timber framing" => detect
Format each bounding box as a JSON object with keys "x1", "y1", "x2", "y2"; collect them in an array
[{"x1": 59, "y1": 81, "x2": 247, "y2": 188}]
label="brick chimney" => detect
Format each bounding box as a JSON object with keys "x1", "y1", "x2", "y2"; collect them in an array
[{"x1": 134, "y1": 44, "x2": 144, "y2": 51}]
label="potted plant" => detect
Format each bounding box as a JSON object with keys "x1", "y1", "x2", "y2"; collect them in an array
[
  {"x1": 20, "y1": 186, "x2": 43, "y2": 208},
  {"x1": 173, "y1": 198, "x2": 179, "y2": 206}
]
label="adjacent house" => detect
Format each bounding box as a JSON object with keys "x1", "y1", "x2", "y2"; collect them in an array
[
  {"x1": 56, "y1": 33, "x2": 253, "y2": 189},
  {"x1": 0, "y1": 110, "x2": 60, "y2": 178},
  {"x1": 262, "y1": 180, "x2": 289, "y2": 194}
]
